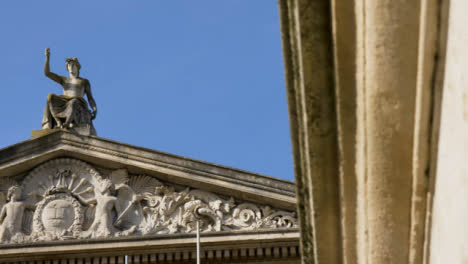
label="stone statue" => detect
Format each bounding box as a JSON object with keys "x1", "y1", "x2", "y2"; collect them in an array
[
  {"x1": 0, "y1": 186, "x2": 35, "y2": 242},
  {"x1": 77, "y1": 179, "x2": 137, "y2": 238},
  {"x1": 42, "y1": 48, "x2": 97, "y2": 135}
]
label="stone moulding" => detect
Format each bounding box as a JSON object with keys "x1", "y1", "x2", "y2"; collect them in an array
[
  {"x1": 0, "y1": 131, "x2": 296, "y2": 210},
  {"x1": 0, "y1": 158, "x2": 298, "y2": 244},
  {"x1": 0, "y1": 230, "x2": 300, "y2": 263}
]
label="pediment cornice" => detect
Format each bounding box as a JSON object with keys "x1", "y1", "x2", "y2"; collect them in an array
[
  {"x1": 0, "y1": 131, "x2": 297, "y2": 247},
  {"x1": 0, "y1": 131, "x2": 296, "y2": 209}
]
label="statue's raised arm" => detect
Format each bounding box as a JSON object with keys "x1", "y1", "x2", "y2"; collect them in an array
[
  {"x1": 44, "y1": 48, "x2": 65, "y2": 85},
  {"x1": 41, "y1": 48, "x2": 97, "y2": 136}
]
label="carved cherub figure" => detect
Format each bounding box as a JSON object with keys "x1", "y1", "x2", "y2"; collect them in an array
[
  {"x1": 0, "y1": 186, "x2": 35, "y2": 242},
  {"x1": 77, "y1": 179, "x2": 137, "y2": 238}
]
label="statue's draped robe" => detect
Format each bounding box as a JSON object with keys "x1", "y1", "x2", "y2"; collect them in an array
[
  {"x1": 42, "y1": 95, "x2": 92, "y2": 128},
  {"x1": 42, "y1": 79, "x2": 95, "y2": 135}
]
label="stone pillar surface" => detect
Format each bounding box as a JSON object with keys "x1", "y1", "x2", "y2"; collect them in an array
[
  {"x1": 279, "y1": 0, "x2": 451, "y2": 263},
  {"x1": 362, "y1": 1, "x2": 420, "y2": 263},
  {"x1": 279, "y1": 0, "x2": 342, "y2": 263}
]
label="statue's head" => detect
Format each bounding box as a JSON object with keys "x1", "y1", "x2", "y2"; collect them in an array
[
  {"x1": 65, "y1": 57, "x2": 81, "y2": 77},
  {"x1": 7, "y1": 185, "x2": 21, "y2": 201},
  {"x1": 99, "y1": 179, "x2": 115, "y2": 195}
]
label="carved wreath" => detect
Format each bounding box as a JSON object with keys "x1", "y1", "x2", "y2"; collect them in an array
[{"x1": 33, "y1": 193, "x2": 84, "y2": 235}]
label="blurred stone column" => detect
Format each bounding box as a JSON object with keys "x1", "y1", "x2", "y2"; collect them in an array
[
  {"x1": 278, "y1": 1, "x2": 341, "y2": 263},
  {"x1": 279, "y1": 0, "x2": 448, "y2": 263}
]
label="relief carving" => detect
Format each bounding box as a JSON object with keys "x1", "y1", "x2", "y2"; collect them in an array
[
  {"x1": 0, "y1": 158, "x2": 297, "y2": 244},
  {"x1": 0, "y1": 182, "x2": 35, "y2": 243}
]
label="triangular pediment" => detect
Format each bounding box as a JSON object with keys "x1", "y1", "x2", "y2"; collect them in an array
[{"x1": 0, "y1": 131, "x2": 297, "y2": 247}]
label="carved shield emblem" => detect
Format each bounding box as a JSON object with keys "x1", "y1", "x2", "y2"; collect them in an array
[
  {"x1": 42, "y1": 199, "x2": 75, "y2": 232},
  {"x1": 33, "y1": 193, "x2": 83, "y2": 236}
]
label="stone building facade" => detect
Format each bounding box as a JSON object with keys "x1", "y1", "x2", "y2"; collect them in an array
[{"x1": 0, "y1": 131, "x2": 300, "y2": 263}]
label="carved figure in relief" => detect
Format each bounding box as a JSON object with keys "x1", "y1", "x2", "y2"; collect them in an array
[
  {"x1": 0, "y1": 186, "x2": 35, "y2": 242},
  {"x1": 114, "y1": 173, "x2": 162, "y2": 230},
  {"x1": 42, "y1": 48, "x2": 97, "y2": 135},
  {"x1": 0, "y1": 158, "x2": 299, "y2": 244},
  {"x1": 77, "y1": 179, "x2": 137, "y2": 238}
]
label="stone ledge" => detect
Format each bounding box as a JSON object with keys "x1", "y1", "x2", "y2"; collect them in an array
[
  {"x1": 31, "y1": 129, "x2": 62, "y2": 139},
  {"x1": 0, "y1": 131, "x2": 296, "y2": 210},
  {"x1": 31, "y1": 126, "x2": 95, "y2": 139},
  {"x1": 0, "y1": 230, "x2": 300, "y2": 263}
]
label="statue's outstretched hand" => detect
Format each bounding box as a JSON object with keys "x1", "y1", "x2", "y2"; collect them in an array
[{"x1": 45, "y1": 48, "x2": 50, "y2": 58}]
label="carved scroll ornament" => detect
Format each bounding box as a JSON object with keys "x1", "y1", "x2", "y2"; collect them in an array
[{"x1": 0, "y1": 158, "x2": 297, "y2": 244}]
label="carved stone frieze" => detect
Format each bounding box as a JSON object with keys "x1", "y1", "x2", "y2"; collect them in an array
[{"x1": 0, "y1": 158, "x2": 297, "y2": 244}]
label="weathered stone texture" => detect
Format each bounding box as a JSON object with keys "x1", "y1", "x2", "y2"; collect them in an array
[
  {"x1": 279, "y1": 0, "x2": 341, "y2": 263},
  {"x1": 0, "y1": 131, "x2": 300, "y2": 263},
  {"x1": 279, "y1": 0, "x2": 455, "y2": 263}
]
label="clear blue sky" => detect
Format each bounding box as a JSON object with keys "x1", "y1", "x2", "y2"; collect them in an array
[{"x1": 0, "y1": 1, "x2": 294, "y2": 181}]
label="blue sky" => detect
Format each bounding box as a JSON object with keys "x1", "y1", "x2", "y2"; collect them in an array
[{"x1": 0, "y1": 1, "x2": 294, "y2": 181}]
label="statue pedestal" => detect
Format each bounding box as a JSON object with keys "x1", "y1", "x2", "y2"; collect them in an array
[
  {"x1": 31, "y1": 129, "x2": 61, "y2": 139},
  {"x1": 32, "y1": 125, "x2": 96, "y2": 139},
  {"x1": 72, "y1": 125, "x2": 96, "y2": 136}
]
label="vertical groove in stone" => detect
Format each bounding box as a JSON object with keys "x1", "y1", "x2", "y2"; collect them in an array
[
  {"x1": 355, "y1": 0, "x2": 369, "y2": 263},
  {"x1": 279, "y1": 0, "x2": 342, "y2": 263},
  {"x1": 423, "y1": 0, "x2": 449, "y2": 263},
  {"x1": 408, "y1": 0, "x2": 441, "y2": 263},
  {"x1": 278, "y1": 1, "x2": 315, "y2": 263},
  {"x1": 330, "y1": 0, "x2": 359, "y2": 262},
  {"x1": 363, "y1": 0, "x2": 421, "y2": 263}
]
